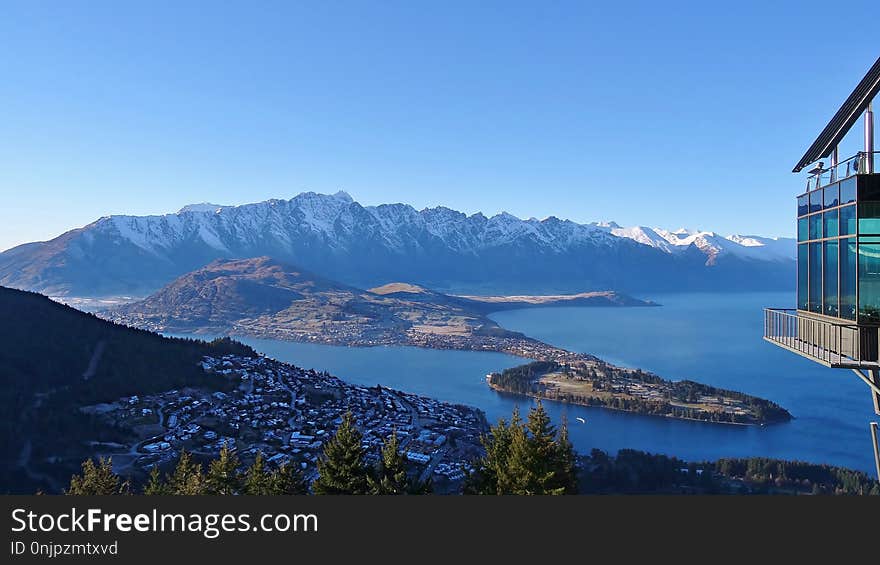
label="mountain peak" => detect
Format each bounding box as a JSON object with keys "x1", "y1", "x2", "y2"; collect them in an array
[
  {"x1": 178, "y1": 202, "x2": 227, "y2": 214},
  {"x1": 369, "y1": 282, "x2": 430, "y2": 295},
  {"x1": 595, "y1": 220, "x2": 621, "y2": 229},
  {"x1": 205, "y1": 256, "x2": 279, "y2": 270},
  {"x1": 492, "y1": 211, "x2": 520, "y2": 222}
]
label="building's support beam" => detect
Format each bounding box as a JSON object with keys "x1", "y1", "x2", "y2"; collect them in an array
[
  {"x1": 872, "y1": 422, "x2": 880, "y2": 482},
  {"x1": 870, "y1": 370, "x2": 880, "y2": 416},
  {"x1": 851, "y1": 369, "x2": 880, "y2": 410},
  {"x1": 874, "y1": 371, "x2": 880, "y2": 416},
  {"x1": 831, "y1": 145, "x2": 839, "y2": 181},
  {"x1": 868, "y1": 102, "x2": 875, "y2": 170},
  {"x1": 851, "y1": 370, "x2": 880, "y2": 482}
]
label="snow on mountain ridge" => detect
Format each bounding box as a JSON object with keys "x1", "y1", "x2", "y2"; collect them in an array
[
  {"x1": 85, "y1": 192, "x2": 791, "y2": 263},
  {"x1": 608, "y1": 226, "x2": 675, "y2": 253},
  {"x1": 607, "y1": 224, "x2": 795, "y2": 262},
  {"x1": 178, "y1": 203, "x2": 227, "y2": 214},
  {"x1": 0, "y1": 191, "x2": 801, "y2": 298}
]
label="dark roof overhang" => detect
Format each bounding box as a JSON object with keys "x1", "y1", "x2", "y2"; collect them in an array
[{"x1": 793, "y1": 56, "x2": 880, "y2": 173}]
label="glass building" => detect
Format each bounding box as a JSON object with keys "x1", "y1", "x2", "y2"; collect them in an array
[
  {"x1": 765, "y1": 56, "x2": 880, "y2": 481},
  {"x1": 797, "y1": 173, "x2": 880, "y2": 324},
  {"x1": 768, "y1": 51, "x2": 880, "y2": 368}
]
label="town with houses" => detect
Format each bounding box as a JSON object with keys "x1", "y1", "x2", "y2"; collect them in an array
[
  {"x1": 404, "y1": 329, "x2": 595, "y2": 364},
  {"x1": 83, "y1": 354, "x2": 487, "y2": 491}
]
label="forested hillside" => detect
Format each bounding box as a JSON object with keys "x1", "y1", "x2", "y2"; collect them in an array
[{"x1": 0, "y1": 286, "x2": 254, "y2": 492}]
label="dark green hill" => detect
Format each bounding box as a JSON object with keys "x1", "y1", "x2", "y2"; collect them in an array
[{"x1": 0, "y1": 285, "x2": 254, "y2": 493}]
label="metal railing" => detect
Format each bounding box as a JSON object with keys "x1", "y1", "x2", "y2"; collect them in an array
[
  {"x1": 764, "y1": 308, "x2": 865, "y2": 366},
  {"x1": 805, "y1": 151, "x2": 880, "y2": 191}
]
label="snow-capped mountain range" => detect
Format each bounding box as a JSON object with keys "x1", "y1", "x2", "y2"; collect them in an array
[
  {"x1": 599, "y1": 223, "x2": 794, "y2": 264},
  {"x1": 0, "y1": 191, "x2": 795, "y2": 297}
]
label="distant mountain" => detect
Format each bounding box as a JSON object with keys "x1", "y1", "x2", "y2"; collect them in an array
[
  {"x1": 107, "y1": 256, "x2": 466, "y2": 337},
  {"x1": 108, "y1": 256, "x2": 652, "y2": 343},
  {"x1": 0, "y1": 285, "x2": 254, "y2": 492},
  {"x1": 600, "y1": 223, "x2": 794, "y2": 265},
  {"x1": 0, "y1": 191, "x2": 795, "y2": 297},
  {"x1": 110, "y1": 256, "x2": 364, "y2": 332}
]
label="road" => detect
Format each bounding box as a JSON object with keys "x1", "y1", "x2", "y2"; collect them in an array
[
  {"x1": 419, "y1": 445, "x2": 449, "y2": 485},
  {"x1": 276, "y1": 379, "x2": 299, "y2": 431},
  {"x1": 382, "y1": 390, "x2": 447, "y2": 485}
]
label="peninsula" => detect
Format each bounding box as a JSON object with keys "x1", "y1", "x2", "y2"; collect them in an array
[
  {"x1": 107, "y1": 257, "x2": 790, "y2": 425},
  {"x1": 488, "y1": 361, "x2": 791, "y2": 425},
  {"x1": 107, "y1": 257, "x2": 651, "y2": 360}
]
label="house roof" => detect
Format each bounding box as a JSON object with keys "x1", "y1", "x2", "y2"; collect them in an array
[{"x1": 793, "y1": 56, "x2": 880, "y2": 173}]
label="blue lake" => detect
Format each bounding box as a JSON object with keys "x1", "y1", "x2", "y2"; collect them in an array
[{"x1": 236, "y1": 292, "x2": 878, "y2": 473}]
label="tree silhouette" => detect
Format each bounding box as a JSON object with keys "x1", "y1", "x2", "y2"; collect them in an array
[
  {"x1": 66, "y1": 457, "x2": 129, "y2": 495},
  {"x1": 313, "y1": 412, "x2": 370, "y2": 495}
]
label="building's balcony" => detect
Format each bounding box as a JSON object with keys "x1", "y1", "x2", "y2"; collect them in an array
[
  {"x1": 804, "y1": 151, "x2": 880, "y2": 192},
  {"x1": 764, "y1": 308, "x2": 880, "y2": 368}
]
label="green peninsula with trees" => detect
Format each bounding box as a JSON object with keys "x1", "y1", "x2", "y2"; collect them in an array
[{"x1": 488, "y1": 361, "x2": 792, "y2": 425}]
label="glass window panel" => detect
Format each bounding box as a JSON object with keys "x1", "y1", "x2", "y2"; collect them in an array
[
  {"x1": 824, "y1": 241, "x2": 838, "y2": 316},
  {"x1": 809, "y1": 214, "x2": 822, "y2": 240},
  {"x1": 824, "y1": 183, "x2": 839, "y2": 208},
  {"x1": 798, "y1": 217, "x2": 809, "y2": 241},
  {"x1": 840, "y1": 204, "x2": 856, "y2": 236},
  {"x1": 798, "y1": 194, "x2": 809, "y2": 217},
  {"x1": 859, "y1": 178, "x2": 880, "y2": 201},
  {"x1": 859, "y1": 242, "x2": 880, "y2": 323},
  {"x1": 858, "y1": 201, "x2": 880, "y2": 234},
  {"x1": 840, "y1": 177, "x2": 856, "y2": 204},
  {"x1": 798, "y1": 244, "x2": 808, "y2": 310},
  {"x1": 809, "y1": 189, "x2": 823, "y2": 213},
  {"x1": 840, "y1": 238, "x2": 857, "y2": 320},
  {"x1": 809, "y1": 242, "x2": 822, "y2": 313},
  {"x1": 824, "y1": 208, "x2": 838, "y2": 238}
]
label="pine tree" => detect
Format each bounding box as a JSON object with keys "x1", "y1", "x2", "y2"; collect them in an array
[
  {"x1": 523, "y1": 402, "x2": 565, "y2": 494},
  {"x1": 468, "y1": 404, "x2": 577, "y2": 495},
  {"x1": 554, "y1": 417, "x2": 578, "y2": 494},
  {"x1": 243, "y1": 452, "x2": 272, "y2": 495},
  {"x1": 411, "y1": 475, "x2": 433, "y2": 495},
  {"x1": 167, "y1": 450, "x2": 206, "y2": 495},
  {"x1": 269, "y1": 464, "x2": 310, "y2": 495},
  {"x1": 466, "y1": 410, "x2": 517, "y2": 494},
  {"x1": 66, "y1": 457, "x2": 129, "y2": 495},
  {"x1": 526, "y1": 402, "x2": 557, "y2": 457},
  {"x1": 205, "y1": 445, "x2": 241, "y2": 495},
  {"x1": 313, "y1": 412, "x2": 370, "y2": 494},
  {"x1": 505, "y1": 409, "x2": 547, "y2": 494},
  {"x1": 369, "y1": 431, "x2": 410, "y2": 494},
  {"x1": 143, "y1": 465, "x2": 169, "y2": 495}
]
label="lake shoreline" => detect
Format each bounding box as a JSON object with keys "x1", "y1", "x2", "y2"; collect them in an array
[
  {"x1": 488, "y1": 382, "x2": 762, "y2": 427},
  {"x1": 156, "y1": 298, "x2": 793, "y2": 428},
  {"x1": 485, "y1": 360, "x2": 791, "y2": 426}
]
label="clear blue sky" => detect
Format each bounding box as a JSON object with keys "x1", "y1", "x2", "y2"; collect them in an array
[{"x1": 1, "y1": 0, "x2": 878, "y2": 251}]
